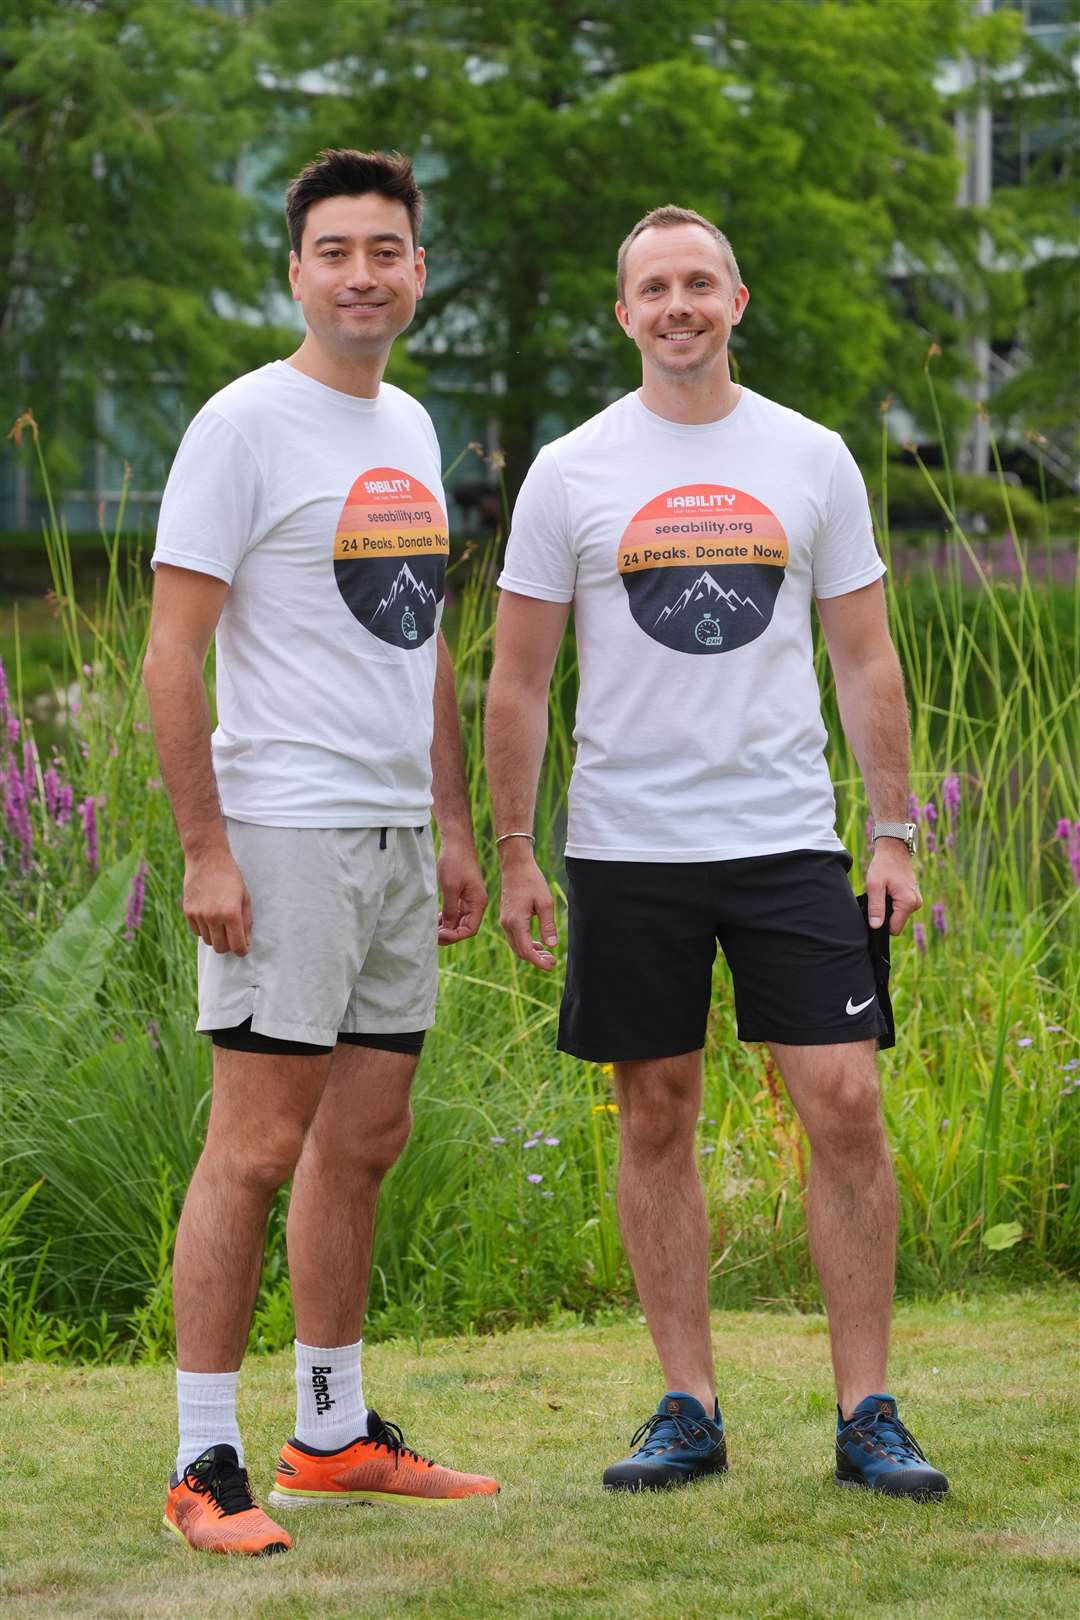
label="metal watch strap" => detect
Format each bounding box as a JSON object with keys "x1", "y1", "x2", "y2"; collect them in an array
[{"x1": 872, "y1": 820, "x2": 918, "y2": 854}]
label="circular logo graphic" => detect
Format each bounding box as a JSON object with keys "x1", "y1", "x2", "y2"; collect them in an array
[
  {"x1": 618, "y1": 483, "x2": 788, "y2": 655},
  {"x1": 333, "y1": 466, "x2": 449, "y2": 650}
]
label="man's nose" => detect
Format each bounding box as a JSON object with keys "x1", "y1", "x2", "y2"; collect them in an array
[{"x1": 344, "y1": 256, "x2": 379, "y2": 290}]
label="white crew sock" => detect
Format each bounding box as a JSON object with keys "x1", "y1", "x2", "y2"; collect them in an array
[
  {"x1": 293, "y1": 1339, "x2": 367, "y2": 1452},
  {"x1": 175, "y1": 1368, "x2": 243, "y2": 1478}
]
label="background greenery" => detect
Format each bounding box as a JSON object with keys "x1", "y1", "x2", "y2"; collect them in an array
[
  {"x1": 2, "y1": 0, "x2": 1076, "y2": 504},
  {"x1": 0, "y1": 414, "x2": 1076, "y2": 1363}
]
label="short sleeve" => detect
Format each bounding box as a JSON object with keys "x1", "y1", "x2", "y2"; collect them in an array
[
  {"x1": 420, "y1": 405, "x2": 441, "y2": 465},
  {"x1": 497, "y1": 446, "x2": 577, "y2": 603},
  {"x1": 811, "y1": 439, "x2": 886, "y2": 600},
  {"x1": 151, "y1": 410, "x2": 265, "y2": 585}
]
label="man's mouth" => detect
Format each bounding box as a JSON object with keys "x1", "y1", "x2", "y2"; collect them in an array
[{"x1": 660, "y1": 329, "x2": 704, "y2": 343}]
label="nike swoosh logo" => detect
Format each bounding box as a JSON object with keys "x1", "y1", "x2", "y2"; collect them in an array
[{"x1": 846, "y1": 995, "x2": 876, "y2": 1016}]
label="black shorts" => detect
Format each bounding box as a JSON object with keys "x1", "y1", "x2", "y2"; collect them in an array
[
  {"x1": 558, "y1": 850, "x2": 894, "y2": 1063},
  {"x1": 209, "y1": 1018, "x2": 427, "y2": 1058}
]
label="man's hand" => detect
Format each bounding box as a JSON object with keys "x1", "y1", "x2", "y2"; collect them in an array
[
  {"x1": 183, "y1": 847, "x2": 252, "y2": 955},
  {"x1": 498, "y1": 846, "x2": 559, "y2": 971},
  {"x1": 866, "y1": 840, "x2": 921, "y2": 935},
  {"x1": 437, "y1": 839, "x2": 488, "y2": 946}
]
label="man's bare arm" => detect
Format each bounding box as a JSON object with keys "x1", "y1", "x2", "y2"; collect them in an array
[
  {"x1": 484, "y1": 591, "x2": 571, "y2": 969},
  {"x1": 143, "y1": 564, "x2": 251, "y2": 955},
  {"x1": 816, "y1": 579, "x2": 921, "y2": 935},
  {"x1": 431, "y1": 630, "x2": 487, "y2": 945}
]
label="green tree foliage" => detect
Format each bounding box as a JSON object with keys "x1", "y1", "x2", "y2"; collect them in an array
[
  {"x1": 0, "y1": 0, "x2": 286, "y2": 488},
  {"x1": 982, "y1": 5, "x2": 1079, "y2": 451},
  {"x1": 269, "y1": 0, "x2": 1002, "y2": 492}
]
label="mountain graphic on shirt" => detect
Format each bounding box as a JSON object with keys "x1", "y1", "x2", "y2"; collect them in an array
[
  {"x1": 652, "y1": 570, "x2": 764, "y2": 629},
  {"x1": 369, "y1": 562, "x2": 441, "y2": 622}
]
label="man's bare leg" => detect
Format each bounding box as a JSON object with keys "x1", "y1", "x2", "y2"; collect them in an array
[
  {"x1": 173, "y1": 1046, "x2": 332, "y2": 1371},
  {"x1": 769, "y1": 1039, "x2": 897, "y2": 1418},
  {"x1": 287, "y1": 1042, "x2": 417, "y2": 1346},
  {"x1": 273, "y1": 1041, "x2": 501, "y2": 1503},
  {"x1": 613, "y1": 1050, "x2": 715, "y2": 1409}
]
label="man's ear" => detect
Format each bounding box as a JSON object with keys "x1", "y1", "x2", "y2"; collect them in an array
[
  {"x1": 615, "y1": 300, "x2": 633, "y2": 337},
  {"x1": 288, "y1": 249, "x2": 302, "y2": 302}
]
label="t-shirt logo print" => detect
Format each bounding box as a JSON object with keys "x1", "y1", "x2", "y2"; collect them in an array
[
  {"x1": 333, "y1": 466, "x2": 449, "y2": 649},
  {"x1": 618, "y1": 483, "x2": 789, "y2": 655}
]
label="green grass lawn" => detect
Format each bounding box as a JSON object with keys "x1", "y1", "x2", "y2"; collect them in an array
[{"x1": 1, "y1": 1291, "x2": 1077, "y2": 1618}]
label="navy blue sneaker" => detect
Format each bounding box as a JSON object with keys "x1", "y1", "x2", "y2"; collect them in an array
[
  {"x1": 835, "y1": 1393, "x2": 948, "y2": 1499},
  {"x1": 602, "y1": 1391, "x2": 727, "y2": 1491}
]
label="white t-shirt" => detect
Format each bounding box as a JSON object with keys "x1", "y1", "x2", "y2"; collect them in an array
[
  {"x1": 498, "y1": 387, "x2": 885, "y2": 862},
  {"x1": 152, "y1": 362, "x2": 449, "y2": 827}
]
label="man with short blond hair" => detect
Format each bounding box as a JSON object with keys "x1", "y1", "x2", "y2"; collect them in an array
[
  {"x1": 615, "y1": 204, "x2": 741, "y2": 300},
  {"x1": 486, "y1": 204, "x2": 948, "y2": 1500}
]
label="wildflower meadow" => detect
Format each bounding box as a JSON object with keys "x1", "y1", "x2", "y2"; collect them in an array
[{"x1": 0, "y1": 418, "x2": 1077, "y2": 1365}]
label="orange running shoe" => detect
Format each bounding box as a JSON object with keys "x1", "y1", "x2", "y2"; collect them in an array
[
  {"x1": 269, "y1": 1409, "x2": 499, "y2": 1509},
  {"x1": 164, "y1": 1444, "x2": 292, "y2": 1555}
]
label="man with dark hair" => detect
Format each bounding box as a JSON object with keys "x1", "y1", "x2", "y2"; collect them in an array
[
  {"x1": 146, "y1": 148, "x2": 498, "y2": 1557},
  {"x1": 284, "y1": 147, "x2": 423, "y2": 258},
  {"x1": 486, "y1": 205, "x2": 949, "y2": 1501}
]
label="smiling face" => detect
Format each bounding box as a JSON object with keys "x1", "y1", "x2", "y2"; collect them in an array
[
  {"x1": 288, "y1": 192, "x2": 426, "y2": 359},
  {"x1": 615, "y1": 223, "x2": 748, "y2": 383}
]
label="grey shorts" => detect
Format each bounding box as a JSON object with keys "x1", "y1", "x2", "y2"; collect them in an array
[{"x1": 196, "y1": 820, "x2": 439, "y2": 1047}]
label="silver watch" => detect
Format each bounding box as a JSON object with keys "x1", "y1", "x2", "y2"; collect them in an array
[{"x1": 872, "y1": 820, "x2": 918, "y2": 855}]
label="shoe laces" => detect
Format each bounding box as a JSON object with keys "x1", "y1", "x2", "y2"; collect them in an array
[
  {"x1": 365, "y1": 1410, "x2": 436, "y2": 1471},
  {"x1": 184, "y1": 1454, "x2": 257, "y2": 1516},
  {"x1": 845, "y1": 1405, "x2": 928, "y2": 1465},
  {"x1": 628, "y1": 1409, "x2": 712, "y2": 1457}
]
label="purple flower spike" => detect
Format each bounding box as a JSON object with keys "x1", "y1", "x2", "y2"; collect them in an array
[
  {"x1": 527, "y1": 1172, "x2": 543, "y2": 1184},
  {"x1": 907, "y1": 792, "x2": 920, "y2": 821},
  {"x1": 1056, "y1": 819, "x2": 1072, "y2": 840},
  {"x1": 913, "y1": 922, "x2": 927, "y2": 954},
  {"x1": 22, "y1": 739, "x2": 38, "y2": 798},
  {"x1": 544, "y1": 1136, "x2": 560, "y2": 1146},
  {"x1": 490, "y1": 1135, "x2": 506, "y2": 1146},
  {"x1": 43, "y1": 767, "x2": 61, "y2": 819},
  {"x1": 922, "y1": 801, "x2": 938, "y2": 824},
  {"x1": 942, "y1": 775, "x2": 961, "y2": 815},
  {"x1": 1016, "y1": 1037, "x2": 1034, "y2": 1049},
  {"x1": 57, "y1": 783, "x2": 73, "y2": 826},
  {"x1": 146, "y1": 1018, "x2": 161, "y2": 1051},
  {"x1": 6, "y1": 713, "x2": 19, "y2": 744},
  {"x1": 931, "y1": 902, "x2": 947, "y2": 934},
  {"x1": 4, "y1": 764, "x2": 33, "y2": 867},
  {"x1": 125, "y1": 860, "x2": 148, "y2": 941},
  {"x1": 79, "y1": 795, "x2": 99, "y2": 873},
  {"x1": 523, "y1": 1138, "x2": 538, "y2": 1149}
]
